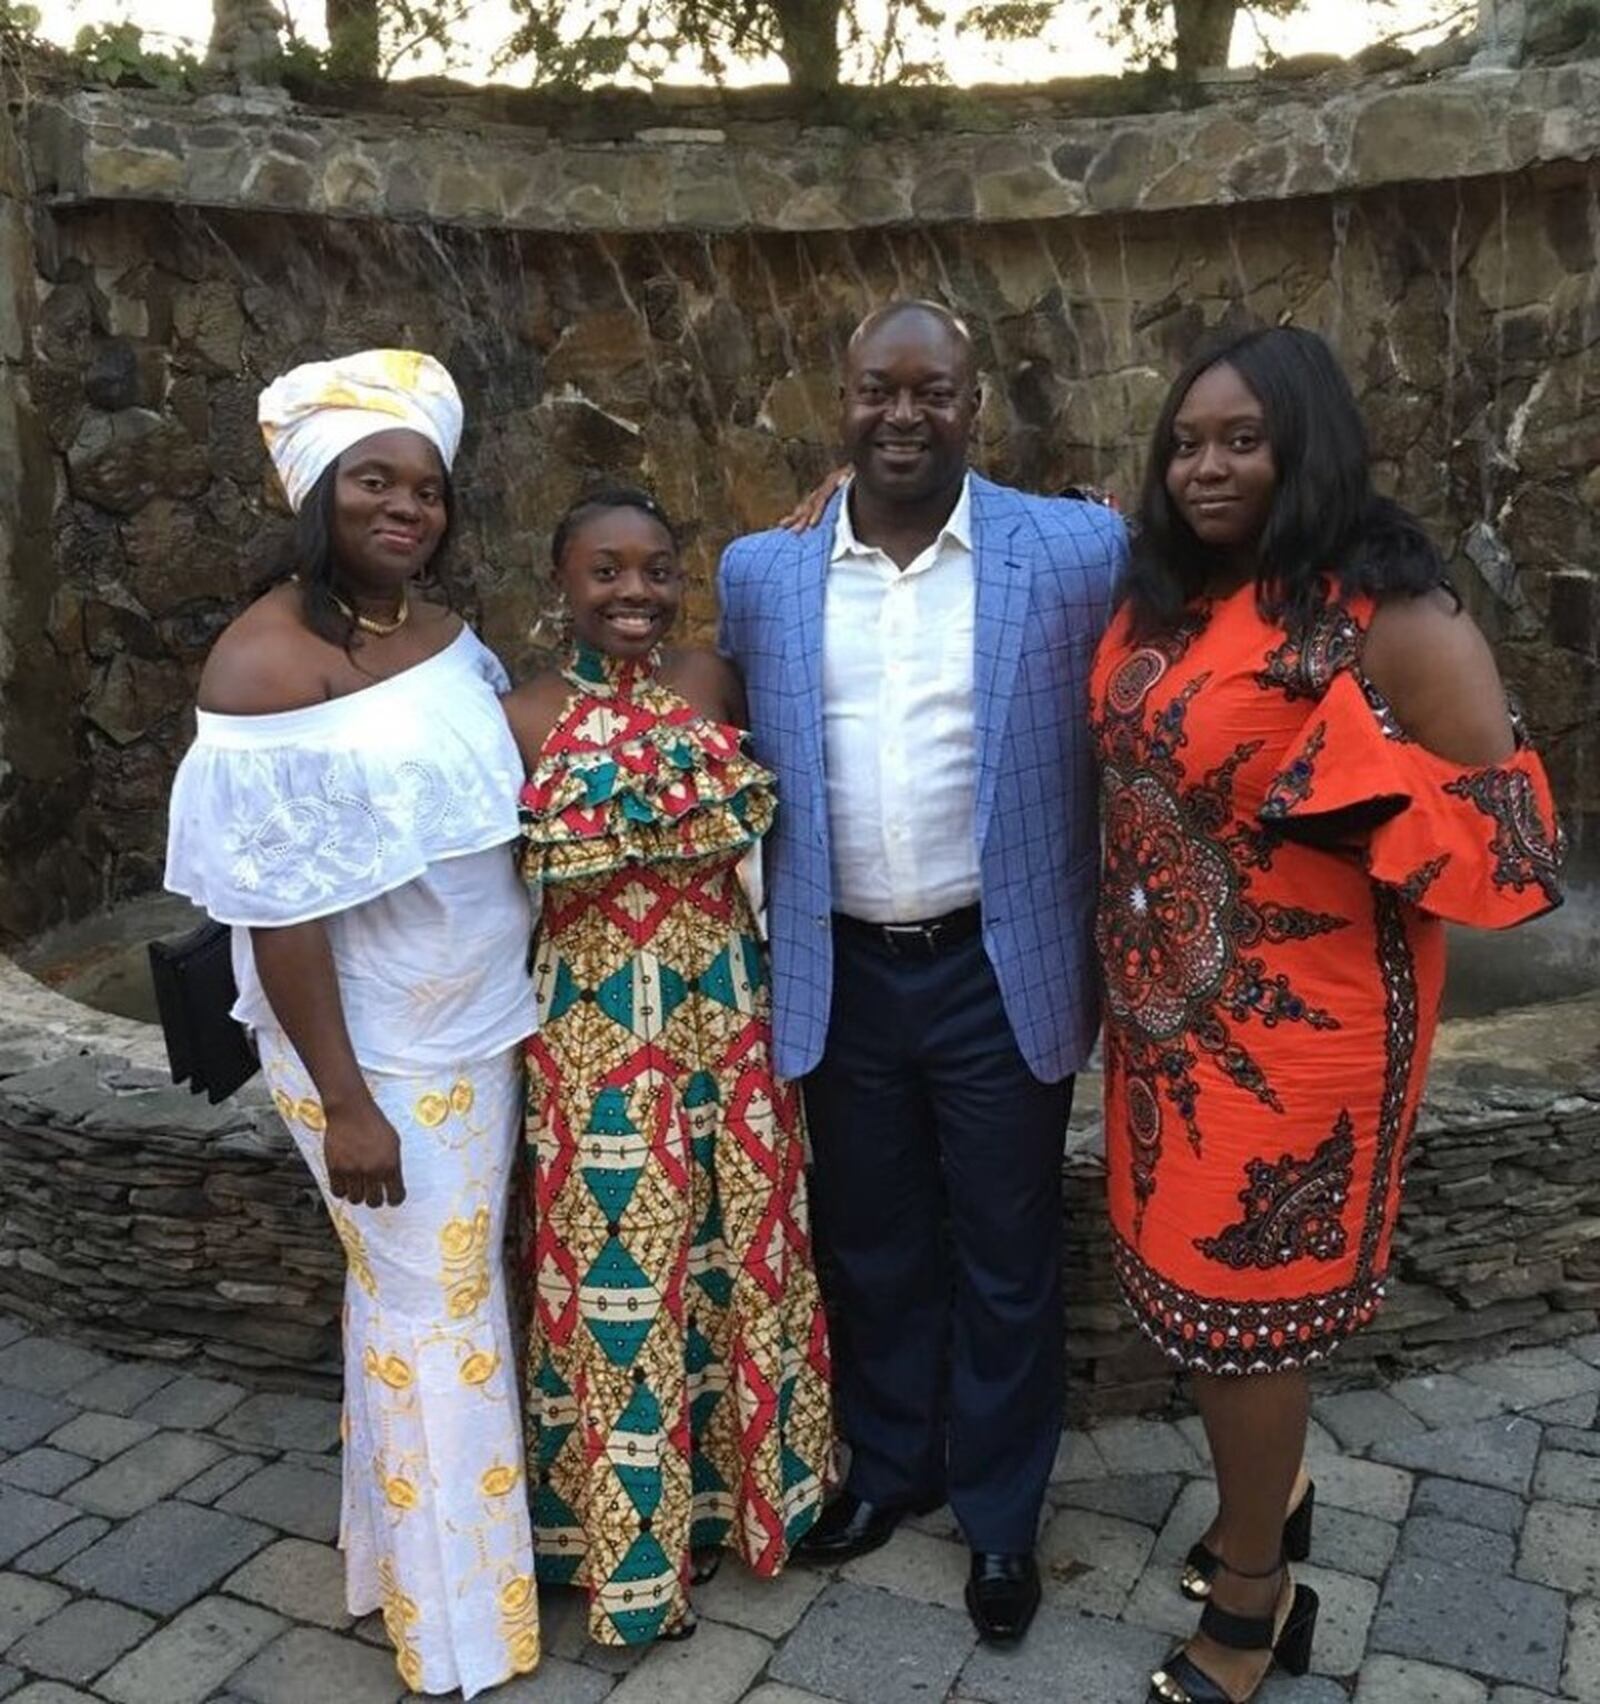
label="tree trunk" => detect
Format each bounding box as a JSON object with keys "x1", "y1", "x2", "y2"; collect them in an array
[
  {"x1": 772, "y1": 0, "x2": 842, "y2": 89},
  {"x1": 326, "y1": 0, "x2": 381, "y2": 77},
  {"x1": 1171, "y1": 0, "x2": 1238, "y2": 71}
]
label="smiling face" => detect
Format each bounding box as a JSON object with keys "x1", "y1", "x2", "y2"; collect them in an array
[
  {"x1": 1164, "y1": 361, "x2": 1277, "y2": 567},
  {"x1": 558, "y1": 503, "x2": 683, "y2": 659},
  {"x1": 330, "y1": 428, "x2": 448, "y2": 592},
  {"x1": 841, "y1": 309, "x2": 978, "y2": 509}
]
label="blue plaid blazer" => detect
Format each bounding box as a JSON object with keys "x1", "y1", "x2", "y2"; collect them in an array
[{"x1": 718, "y1": 474, "x2": 1126, "y2": 1084}]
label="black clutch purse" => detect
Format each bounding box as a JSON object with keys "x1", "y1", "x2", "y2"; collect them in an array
[{"x1": 147, "y1": 919, "x2": 259, "y2": 1103}]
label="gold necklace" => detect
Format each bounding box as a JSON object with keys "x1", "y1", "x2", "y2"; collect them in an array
[{"x1": 329, "y1": 586, "x2": 410, "y2": 637}]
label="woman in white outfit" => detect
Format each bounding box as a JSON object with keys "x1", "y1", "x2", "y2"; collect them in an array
[{"x1": 165, "y1": 350, "x2": 540, "y2": 1698}]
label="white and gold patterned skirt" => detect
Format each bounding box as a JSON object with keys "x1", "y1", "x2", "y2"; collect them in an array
[{"x1": 259, "y1": 1031, "x2": 538, "y2": 1699}]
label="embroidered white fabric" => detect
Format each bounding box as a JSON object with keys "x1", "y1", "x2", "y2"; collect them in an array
[{"x1": 165, "y1": 626, "x2": 535, "y2": 1072}]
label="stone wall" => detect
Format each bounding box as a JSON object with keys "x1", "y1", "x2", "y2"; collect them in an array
[
  {"x1": 2, "y1": 976, "x2": 1595, "y2": 1416},
  {"x1": 0, "y1": 60, "x2": 1597, "y2": 936}
]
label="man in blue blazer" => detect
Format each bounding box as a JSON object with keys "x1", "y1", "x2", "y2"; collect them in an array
[{"x1": 717, "y1": 302, "x2": 1124, "y2": 1645}]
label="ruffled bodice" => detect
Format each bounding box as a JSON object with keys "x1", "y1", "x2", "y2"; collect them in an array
[
  {"x1": 165, "y1": 625, "x2": 533, "y2": 1073},
  {"x1": 519, "y1": 645, "x2": 775, "y2": 887}
]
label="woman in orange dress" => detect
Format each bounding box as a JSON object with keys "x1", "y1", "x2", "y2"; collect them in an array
[{"x1": 1090, "y1": 327, "x2": 1563, "y2": 1704}]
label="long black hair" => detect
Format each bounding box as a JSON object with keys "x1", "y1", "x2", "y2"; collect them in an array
[
  {"x1": 550, "y1": 485, "x2": 678, "y2": 573},
  {"x1": 1122, "y1": 325, "x2": 1452, "y2": 640},
  {"x1": 256, "y1": 454, "x2": 458, "y2": 652}
]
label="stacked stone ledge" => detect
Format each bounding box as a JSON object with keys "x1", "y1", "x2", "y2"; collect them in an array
[{"x1": 2, "y1": 953, "x2": 1595, "y2": 1418}]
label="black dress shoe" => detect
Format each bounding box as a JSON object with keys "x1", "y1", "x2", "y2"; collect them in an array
[
  {"x1": 966, "y1": 1551, "x2": 1041, "y2": 1645},
  {"x1": 796, "y1": 1491, "x2": 907, "y2": 1563}
]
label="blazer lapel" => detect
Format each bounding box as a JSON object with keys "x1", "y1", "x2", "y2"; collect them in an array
[{"x1": 970, "y1": 476, "x2": 1028, "y2": 850}]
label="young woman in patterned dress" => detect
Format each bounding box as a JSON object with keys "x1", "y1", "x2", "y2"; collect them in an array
[
  {"x1": 502, "y1": 489, "x2": 832, "y2": 1649},
  {"x1": 1090, "y1": 328, "x2": 1564, "y2": 1704}
]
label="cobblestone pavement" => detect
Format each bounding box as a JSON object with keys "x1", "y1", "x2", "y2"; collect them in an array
[{"x1": 3, "y1": 1312, "x2": 1600, "y2": 1703}]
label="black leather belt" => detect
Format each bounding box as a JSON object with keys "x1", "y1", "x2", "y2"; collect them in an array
[{"x1": 833, "y1": 905, "x2": 982, "y2": 960}]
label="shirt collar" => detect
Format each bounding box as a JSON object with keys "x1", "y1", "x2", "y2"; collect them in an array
[{"x1": 831, "y1": 472, "x2": 973, "y2": 565}]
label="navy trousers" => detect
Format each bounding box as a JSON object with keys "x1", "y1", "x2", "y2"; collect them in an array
[{"x1": 803, "y1": 919, "x2": 1073, "y2": 1554}]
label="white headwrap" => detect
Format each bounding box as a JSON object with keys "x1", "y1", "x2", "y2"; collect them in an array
[{"x1": 257, "y1": 349, "x2": 464, "y2": 512}]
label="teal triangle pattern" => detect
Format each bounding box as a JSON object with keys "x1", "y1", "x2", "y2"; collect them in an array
[
  {"x1": 612, "y1": 1381, "x2": 664, "y2": 1518},
  {"x1": 657, "y1": 964, "x2": 691, "y2": 1023},
  {"x1": 740, "y1": 930, "x2": 765, "y2": 994},
  {"x1": 596, "y1": 961, "x2": 634, "y2": 1031},
  {"x1": 583, "y1": 1239, "x2": 656, "y2": 1365},
  {"x1": 697, "y1": 946, "x2": 739, "y2": 1011},
  {"x1": 607, "y1": 1533, "x2": 674, "y2": 1643},
  {"x1": 546, "y1": 958, "x2": 582, "y2": 1023},
  {"x1": 586, "y1": 1086, "x2": 637, "y2": 1135}
]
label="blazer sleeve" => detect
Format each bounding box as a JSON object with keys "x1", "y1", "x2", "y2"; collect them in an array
[{"x1": 715, "y1": 543, "x2": 744, "y2": 663}]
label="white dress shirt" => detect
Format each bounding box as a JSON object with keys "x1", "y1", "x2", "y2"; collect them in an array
[{"x1": 823, "y1": 478, "x2": 981, "y2": 924}]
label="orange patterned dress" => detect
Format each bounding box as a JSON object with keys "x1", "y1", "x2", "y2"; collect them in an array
[{"x1": 1090, "y1": 585, "x2": 1564, "y2": 1374}]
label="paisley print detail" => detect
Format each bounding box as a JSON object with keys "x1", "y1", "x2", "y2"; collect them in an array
[
  {"x1": 1259, "y1": 721, "x2": 1326, "y2": 820},
  {"x1": 1256, "y1": 605, "x2": 1362, "y2": 700},
  {"x1": 1443, "y1": 766, "x2": 1565, "y2": 908},
  {"x1": 1109, "y1": 648, "x2": 1170, "y2": 715},
  {"x1": 1395, "y1": 854, "x2": 1451, "y2": 905},
  {"x1": 1194, "y1": 1112, "x2": 1356, "y2": 1270}
]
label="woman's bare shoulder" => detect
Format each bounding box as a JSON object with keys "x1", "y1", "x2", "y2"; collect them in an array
[{"x1": 198, "y1": 588, "x2": 331, "y2": 715}]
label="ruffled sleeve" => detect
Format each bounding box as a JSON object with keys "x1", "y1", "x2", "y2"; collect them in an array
[
  {"x1": 165, "y1": 635, "x2": 523, "y2": 927},
  {"x1": 1259, "y1": 668, "x2": 1565, "y2": 927},
  {"x1": 519, "y1": 711, "x2": 776, "y2": 886}
]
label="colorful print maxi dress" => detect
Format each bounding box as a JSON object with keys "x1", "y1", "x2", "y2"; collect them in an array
[
  {"x1": 1090, "y1": 586, "x2": 1564, "y2": 1374},
  {"x1": 518, "y1": 644, "x2": 832, "y2": 1644}
]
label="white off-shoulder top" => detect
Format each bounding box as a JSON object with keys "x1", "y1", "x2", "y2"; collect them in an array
[{"x1": 164, "y1": 625, "x2": 534, "y2": 1073}]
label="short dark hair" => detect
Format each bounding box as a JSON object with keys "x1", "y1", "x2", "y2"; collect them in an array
[
  {"x1": 1122, "y1": 325, "x2": 1452, "y2": 639},
  {"x1": 257, "y1": 454, "x2": 458, "y2": 652},
  {"x1": 550, "y1": 486, "x2": 678, "y2": 571}
]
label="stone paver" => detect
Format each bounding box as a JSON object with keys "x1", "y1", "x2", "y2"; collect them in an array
[
  {"x1": 6, "y1": 1313, "x2": 1600, "y2": 1704},
  {"x1": 1533, "y1": 1448, "x2": 1600, "y2": 1508},
  {"x1": 1389, "y1": 1373, "x2": 1511, "y2": 1429},
  {"x1": 1316, "y1": 1388, "x2": 1429, "y2": 1452},
  {"x1": 1406, "y1": 1513, "x2": 1519, "y2": 1575},
  {"x1": 697, "y1": 1558, "x2": 826, "y2": 1641},
  {"x1": 96, "y1": 1596, "x2": 286, "y2": 1704},
  {"x1": 227, "y1": 1626, "x2": 403, "y2": 1704},
  {"x1": 1052, "y1": 1471, "x2": 1183, "y2": 1529},
  {"x1": 1565, "y1": 1595, "x2": 1600, "y2": 1704},
  {"x1": 607, "y1": 1621, "x2": 770, "y2": 1703},
  {"x1": 0, "y1": 1393, "x2": 76, "y2": 1456},
  {"x1": 58, "y1": 1500, "x2": 272, "y2": 1615},
  {"x1": 0, "y1": 1490, "x2": 76, "y2": 1569},
  {"x1": 1038, "y1": 1506, "x2": 1154, "y2": 1618},
  {"x1": 1411, "y1": 1476, "x2": 1527, "y2": 1536},
  {"x1": 1354, "y1": 1652, "x2": 1489, "y2": 1701},
  {"x1": 59, "y1": 1364, "x2": 174, "y2": 1420},
  {"x1": 0, "y1": 1341, "x2": 109, "y2": 1399},
  {"x1": 0, "y1": 1453, "x2": 89, "y2": 1497},
  {"x1": 841, "y1": 1525, "x2": 969, "y2": 1612},
  {"x1": 217, "y1": 1394, "x2": 341, "y2": 1455},
  {"x1": 10, "y1": 1520, "x2": 108, "y2": 1577},
  {"x1": 215, "y1": 1461, "x2": 341, "y2": 1542},
  {"x1": 64, "y1": 1432, "x2": 225, "y2": 1518},
  {"x1": 0, "y1": 1574, "x2": 69, "y2": 1650},
  {"x1": 1374, "y1": 1417, "x2": 1543, "y2": 1497},
  {"x1": 45, "y1": 1414, "x2": 156, "y2": 1465},
  {"x1": 129, "y1": 1376, "x2": 246, "y2": 1433},
  {"x1": 6, "y1": 1599, "x2": 154, "y2": 1686},
  {"x1": 769, "y1": 1583, "x2": 974, "y2": 1704},
  {"x1": 1373, "y1": 1556, "x2": 1568, "y2": 1691},
  {"x1": 1461, "y1": 1348, "x2": 1600, "y2": 1412},
  {"x1": 1519, "y1": 1500, "x2": 1600, "y2": 1596},
  {"x1": 961, "y1": 1603, "x2": 1166, "y2": 1703},
  {"x1": 223, "y1": 1538, "x2": 354, "y2": 1630}
]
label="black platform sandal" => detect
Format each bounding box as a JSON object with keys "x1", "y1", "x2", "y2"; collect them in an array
[
  {"x1": 1180, "y1": 1480, "x2": 1315, "y2": 1602},
  {"x1": 690, "y1": 1548, "x2": 723, "y2": 1586},
  {"x1": 1150, "y1": 1562, "x2": 1319, "y2": 1703}
]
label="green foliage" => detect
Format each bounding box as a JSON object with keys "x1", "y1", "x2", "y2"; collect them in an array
[
  {"x1": 960, "y1": 3, "x2": 1057, "y2": 40},
  {"x1": 71, "y1": 20, "x2": 202, "y2": 90},
  {"x1": 0, "y1": 1, "x2": 41, "y2": 41}
]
